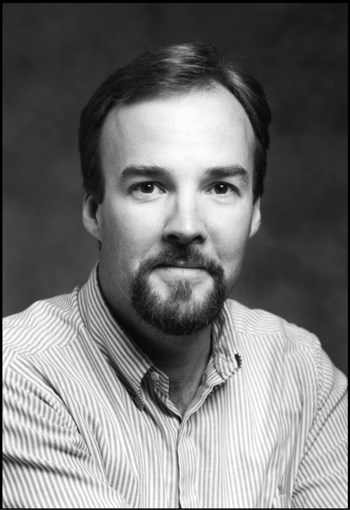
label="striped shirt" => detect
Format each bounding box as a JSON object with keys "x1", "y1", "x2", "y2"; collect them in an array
[{"x1": 3, "y1": 264, "x2": 348, "y2": 508}]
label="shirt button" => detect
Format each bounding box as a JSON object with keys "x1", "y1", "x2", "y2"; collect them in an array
[
  {"x1": 135, "y1": 397, "x2": 143, "y2": 408},
  {"x1": 151, "y1": 371, "x2": 160, "y2": 381}
]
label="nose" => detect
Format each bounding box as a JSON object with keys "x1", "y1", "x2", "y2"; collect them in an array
[{"x1": 162, "y1": 193, "x2": 207, "y2": 246}]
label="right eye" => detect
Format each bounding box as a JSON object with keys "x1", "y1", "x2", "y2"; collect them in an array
[{"x1": 130, "y1": 182, "x2": 165, "y2": 198}]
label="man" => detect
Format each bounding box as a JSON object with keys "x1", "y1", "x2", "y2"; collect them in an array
[{"x1": 3, "y1": 43, "x2": 348, "y2": 508}]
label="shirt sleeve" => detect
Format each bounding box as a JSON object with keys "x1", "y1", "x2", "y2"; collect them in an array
[
  {"x1": 3, "y1": 366, "x2": 132, "y2": 509},
  {"x1": 291, "y1": 346, "x2": 348, "y2": 509}
]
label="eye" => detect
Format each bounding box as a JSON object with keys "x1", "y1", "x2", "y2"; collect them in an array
[
  {"x1": 130, "y1": 182, "x2": 165, "y2": 198},
  {"x1": 209, "y1": 183, "x2": 239, "y2": 196}
]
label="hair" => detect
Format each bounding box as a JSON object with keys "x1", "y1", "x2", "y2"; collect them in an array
[{"x1": 79, "y1": 42, "x2": 271, "y2": 204}]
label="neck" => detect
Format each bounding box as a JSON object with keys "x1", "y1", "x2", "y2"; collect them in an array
[
  {"x1": 107, "y1": 302, "x2": 212, "y2": 413},
  {"x1": 113, "y1": 306, "x2": 212, "y2": 380},
  {"x1": 98, "y1": 270, "x2": 214, "y2": 413},
  {"x1": 142, "y1": 327, "x2": 212, "y2": 380},
  {"x1": 137, "y1": 326, "x2": 212, "y2": 415}
]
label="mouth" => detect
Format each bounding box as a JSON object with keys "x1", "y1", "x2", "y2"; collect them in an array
[
  {"x1": 152, "y1": 264, "x2": 208, "y2": 283},
  {"x1": 156, "y1": 260, "x2": 205, "y2": 270}
]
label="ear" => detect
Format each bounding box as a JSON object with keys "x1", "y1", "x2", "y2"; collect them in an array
[
  {"x1": 249, "y1": 198, "x2": 261, "y2": 238},
  {"x1": 82, "y1": 194, "x2": 102, "y2": 241}
]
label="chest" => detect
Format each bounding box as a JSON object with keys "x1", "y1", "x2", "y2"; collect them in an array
[{"x1": 70, "y1": 376, "x2": 300, "y2": 508}]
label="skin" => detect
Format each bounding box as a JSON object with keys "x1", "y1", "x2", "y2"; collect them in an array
[{"x1": 83, "y1": 85, "x2": 261, "y2": 414}]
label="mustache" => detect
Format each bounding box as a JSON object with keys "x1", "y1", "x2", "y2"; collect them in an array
[{"x1": 140, "y1": 246, "x2": 224, "y2": 276}]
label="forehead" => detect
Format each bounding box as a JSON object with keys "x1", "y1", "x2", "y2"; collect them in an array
[{"x1": 101, "y1": 86, "x2": 255, "y2": 175}]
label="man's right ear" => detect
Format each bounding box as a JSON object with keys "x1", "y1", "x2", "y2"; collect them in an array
[{"x1": 82, "y1": 194, "x2": 102, "y2": 242}]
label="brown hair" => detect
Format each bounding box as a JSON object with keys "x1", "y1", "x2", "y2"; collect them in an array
[{"x1": 79, "y1": 42, "x2": 271, "y2": 203}]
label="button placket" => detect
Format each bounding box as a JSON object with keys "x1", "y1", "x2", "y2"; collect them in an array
[{"x1": 177, "y1": 419, "x2": 198, "y2": 508}]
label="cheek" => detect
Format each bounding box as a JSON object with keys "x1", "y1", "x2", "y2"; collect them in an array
[
  {"x1": 209, "y1": 211, "x2": 253, "y2": 264},
  {"x1": 101, "y1": 203, "x2": 162, "y2": 261},
  {"x1": 216, "y1": 234, "x2": 249, "y2": 265}
]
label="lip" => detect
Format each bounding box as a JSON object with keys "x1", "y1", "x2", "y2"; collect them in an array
[
  {"x1": 153, "y1": 266, "x2": 207, "y2": 281},
  {"x1": 157, "y1": 261, "x2": 204, "y2": 269}
]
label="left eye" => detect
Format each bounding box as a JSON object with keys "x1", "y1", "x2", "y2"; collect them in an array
[
  {"x1": 210, "y1": 183, "x2": 236, "y2": 195},
  {"x1": 136, "y1": 183, "x2": 158, "y2": 193}
]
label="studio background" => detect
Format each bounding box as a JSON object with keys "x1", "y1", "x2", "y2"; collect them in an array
[{"x1": 3, "y1": 3, "x2": 348, "y2": 375}]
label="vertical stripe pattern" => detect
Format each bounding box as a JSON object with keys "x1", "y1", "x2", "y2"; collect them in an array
[{"x1": 3, "y1": 265, "x2": 348, "y2": 508}]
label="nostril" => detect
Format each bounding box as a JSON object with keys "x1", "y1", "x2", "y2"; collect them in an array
[
  {"x1": 162, "y1": 202, "x2": 207, "y2": 244},
  {"x1": 164, "y1": 232, "x2": 205, "y2": 245}
]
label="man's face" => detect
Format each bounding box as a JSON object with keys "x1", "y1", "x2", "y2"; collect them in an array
[{"x1": 86, "y1": 86, "x2": 260, "y2": 336}]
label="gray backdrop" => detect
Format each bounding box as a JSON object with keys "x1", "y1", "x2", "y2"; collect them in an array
[{"x1": 3, "y1": 3, "x2": 348, "y2": 375}]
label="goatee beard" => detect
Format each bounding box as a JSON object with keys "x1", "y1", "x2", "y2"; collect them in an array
[{"x1": 130, "y1": 246, "x2": 226, "y2": 336}]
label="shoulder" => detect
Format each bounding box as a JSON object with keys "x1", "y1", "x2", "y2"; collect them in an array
[
  {"x1": 225, "y1": 298, "x2": 321, "y2": 351},
  {"x1": 224, "y1": 298, "x2": 324, "y2": 378},
  {"x1": 225, "y1": 299, "x2": 348, "y2": 411},
  {"x1": 3, "y1": 286, "x2": 83, "y2": 370}
]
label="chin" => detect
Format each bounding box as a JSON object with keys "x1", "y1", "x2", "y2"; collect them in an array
[{"x1": 131, "y1": 274, "x2": 227, "y2": 337}]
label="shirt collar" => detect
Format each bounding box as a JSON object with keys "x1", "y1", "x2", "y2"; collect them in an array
[
  {"x1": 210, "y1": 302, "x2": 242, "y2": 379},
  {"x1": 78, "y1": 264, "x2": 152, "y2": 404},
  {"x1": 78, "y1": 264, "x2": 242, "y2": 405}
]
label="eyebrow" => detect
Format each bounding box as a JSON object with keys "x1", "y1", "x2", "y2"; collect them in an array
[
  {"x1": 203, "y1": 165, "x2": 249, "y2": 184},
  {"x1": 120, "y1": 165, "x2": 168, "y2": 182},
  {"x1": 120, "y1": 164, "x2": 249, "y2": 184}
]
